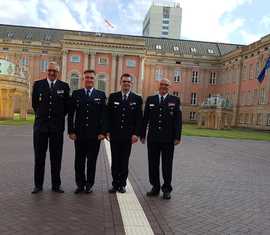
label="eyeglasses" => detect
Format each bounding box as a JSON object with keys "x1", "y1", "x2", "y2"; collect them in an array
[
  {"x1": 48, "y1": 69, "x2": 58, "y2": 73},
  {"x1": 160, "y1": 83, "x2": 169, "y2": 86},
  {"x1": 122, "y1": 80, "x2": 131, "y2": 83}
]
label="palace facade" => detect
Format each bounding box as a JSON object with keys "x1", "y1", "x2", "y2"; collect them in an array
[{"x1": 0, "y1": 24, "x2": 269, "y2": 129}]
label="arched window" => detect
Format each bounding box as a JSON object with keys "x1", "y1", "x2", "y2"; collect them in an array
[
  {"x1": 96, "y1": 74, "x2": 106, "y2": 92},
  {"x1": 70, "y1": 73, "x2": 80, "y2": 93}
]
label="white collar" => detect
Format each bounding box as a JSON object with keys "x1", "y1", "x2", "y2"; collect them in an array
[
  {"x1": 122, "y1": 90, "x2": 131, "y2": 98},
  {"x1": 158, "y1": 93, "x2": 168, "y2": 100},
  {"x1": 85, "y1": 87, "x2": 94, "y2": 93},
  {"x1": 47, "y1": 79, "x2": 56, "y2": 85}
]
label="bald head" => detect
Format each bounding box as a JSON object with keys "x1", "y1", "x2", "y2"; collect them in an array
[{"x1": 158, "y1": 78, "x2": 171, "y2": 95}]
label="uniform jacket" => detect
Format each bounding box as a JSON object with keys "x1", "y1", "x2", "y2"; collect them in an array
[
  {"x1": 68, "y1": 88, "x2": 107, "y2": 140},
  {"x1": 107, "y1": 91, "x2": 143, "y2": 141},
  {"x1": 141, "y1": 94, "x2": 182, "y2": 143},
  {"x1": 32, "y1": 79, "x2": 70, "y2": 133}
]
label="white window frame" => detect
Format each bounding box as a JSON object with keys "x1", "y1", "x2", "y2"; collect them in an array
[
  {"x1": 192, "y1": 71, "x2": 199, "y2": 84},
  {"x1": 70, "y1": 73, "x2": 80, "y2": 93},
  {"x1": 191, "y1": 93, "x2": 197, "y2": 105},
  {"x1": 70, "y1": 55, "x2": 81, "y2": 63},
  {"x1": 208, "y1": 49, "x2": 214, "y2": 54},
  {"x1": 209, "y1": 72, "x2": 217, "y2": 85},
  {"x1": 41, "y1": 60, "x2": 48, "y2": 72},
  {"x1": 126, "y1": 59, "x2": 136, "y2": 68},
  {"x1": 155, "y1": 68, "x2": 163, "y2": 81},
  {"x1": 96, "y1": 73, "x2": 107, "y2": 92},
  {"x1": 189, "y1": 112, "x2": 196, "y2": 121},
  {"x1": 173, "y1": 91, "x2": 179, "y2": 97},
  {"x1": 190, "y1": 47, "x2": 197, "y2": 53},
  {"x1": 21, "y1": 56, "x2": 29, "y2": 66},
  {"x1": 267, "y1": 114, "x2": 270, "y2": 126},
  {"x1": 174, "y1": 70, "x2": 181, "y2": 82},
  {"x1": 98, "y1": 57, "x2": 108, "y2": 65}
]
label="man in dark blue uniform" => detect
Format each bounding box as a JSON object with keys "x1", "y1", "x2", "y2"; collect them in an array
[
  {"x1": 32, "y1": 62, "x2": 70, "y2": 194},
  {"x1": 107, "y1": 73, "x2": 143, "y2": 193},
  {"x1": 141, "y1": 78, "x2": 182, "y2": 200},
  {"x1": 68, "y1": 70, "x2": 106, "y2": 194}
]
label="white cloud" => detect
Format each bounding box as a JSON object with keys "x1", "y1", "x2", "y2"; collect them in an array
[
  {"x1": 239, "y1": 30, "x2": 261, "y2": 44},
  {"x1": 0, "y1": 0, "x2": 263, "y2": 44},
  {"x1": 260, "y1": 15, "x2": 270, "y2": 28},
  {"x1": 180, "y1": 0, "x2": 253, "y2": 42}
]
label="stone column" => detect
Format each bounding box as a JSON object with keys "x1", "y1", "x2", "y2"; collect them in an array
[
  {"x1": 20, "y1": 94, "x2": 28, "y2": 120},
  {"x1": 116, "y1": 55, "x2": 123, "y2": 91},
  {"x1": 110, "y1": 53, "x2": 117, "y2": 93},
  {"x1": 61, "y1": 50, "x2": 68, "y2": 82},
  {"x1": 90, "y1": 51, "x2": 96, "y2": 70}
]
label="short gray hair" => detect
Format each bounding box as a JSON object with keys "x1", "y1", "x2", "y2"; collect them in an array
[
  {"x1": 48, "y1": 61, "x2": 60, "y2": 72},
  {"x1": 159, "y1": 78, "x2": 171, "y2": 85}
]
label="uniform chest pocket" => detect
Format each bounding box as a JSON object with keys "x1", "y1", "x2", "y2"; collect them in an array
[
  {"x1": 113, "y1": 102, "x2": 120, "y2": 109},
  {"x1": 168, "y1": 104, "x2": 176, "y2": 116},
  {"x1": 129, "y1": 103, "x2": 137, "y2": 110},
  {"x1": 94, "y1": 98, "x2": 102, "y2": 105},
  {"x1": 56, "y1": 90, "x2": 65, "y2": 98},
  {"x1": 149, "y1": 104, "x2": 157, "y2": 111}
]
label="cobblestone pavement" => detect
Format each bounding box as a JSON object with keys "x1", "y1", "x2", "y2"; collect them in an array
[
  {"x1": 0, "y1": 125, "x2": 124, "y2": 235},
  {"x1": 129, "y1": 137, "x2": 270, "y2": 235},
  {"x1": 1, "y1": 125, "x2": 270, "y2": 235}
]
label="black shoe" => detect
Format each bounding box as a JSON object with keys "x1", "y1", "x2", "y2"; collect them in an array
[
  {"x1": 85, "y1": 185, "x2": 93, "y2": 194},
  {"x1": 118, "y1": 186, "x2": 126, "y2": 193},
  {"x1": 52, "y1": 187, "x2": 64, "y2": 193},
  {"x1": 74, "y1": 187, "x2": 85, "y2": 194},
  {"x1": 163, "y1": 192, "x2": 171, "y2": 200},
  {"x1": 146, "y1": 188, "x2": 160, "y2": 197},
  {"x1": 108, "y1": 187, "x2": 118, "y2": 194},
  {"x1": 32, "y1": 187, "x2": 42, "y2": 194}
]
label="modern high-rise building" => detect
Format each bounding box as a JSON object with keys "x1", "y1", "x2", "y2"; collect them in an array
[{"x1": 143, "y1": 0, "x2": 182, "y2": 39}]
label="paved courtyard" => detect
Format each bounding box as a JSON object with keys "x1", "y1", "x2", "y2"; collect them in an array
[{"x1": 1, "y1": 125, "x2": 270, "y2": 235}]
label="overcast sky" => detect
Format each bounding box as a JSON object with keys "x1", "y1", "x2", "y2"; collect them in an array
[{"x1": 0, "y1": 0, "x2": 269, "y2": 44}]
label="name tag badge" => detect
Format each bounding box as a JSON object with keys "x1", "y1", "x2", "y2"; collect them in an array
[
  {"x1": 114, "y1": 102, "x2": 120, "y2": 105},
  {"x1": 130, "y1": 102, "x2": 136, "y2": 106},
  {"x1": 149, "y1": 104, "x2": 155, "y2": 107},
  {"x1": 57, "y1": 90, "x2": 64, "y2": 94},
  {"x1": 168, "y1": 103, "x2": 175, "y2": 107},
  {"x1": 94, "y1": 98, "x2": 101, "y2": 101}
]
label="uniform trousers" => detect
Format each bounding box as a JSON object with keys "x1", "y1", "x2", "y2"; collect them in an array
[
  {"x1": 74, "y1": 138, "x2": 101, "y2": 188},
  {"x1": 110, "y1": 140, "x2": 132, "y2": 188},
  {"x1": 147, "y1": 141, "x2": 174, "y2": 193},
  {"x1": 33, "y1": 131, "x2": 63, "y2": 189}
]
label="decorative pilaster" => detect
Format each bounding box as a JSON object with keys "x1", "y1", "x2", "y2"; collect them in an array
[
  {"x1": 83, "y1": 51, "x2": 89, "y2": 71},
  {"x1": 138, "y1": 56, "x2": 144, "y2": 95},
  {"x1": 90, "y1": 51, "x2": 96, "y2": 70},
  {"x1": 61, "y1": 50, "x2": 68, "y2": 81},
  {"x1": 116, "y1": 55, "x2": 123, "y2": 91},
  {"x1": 110, "y1": 53, "x2": 117, "y2": 93}
]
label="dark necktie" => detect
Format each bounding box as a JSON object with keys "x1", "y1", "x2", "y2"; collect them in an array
[
  {"x1": 123, "y1": 94, "x2": 127, "y2": 101},
  {"x1": 160, "y1": 96, "x2": 164, "y2": 104},
  {"x1": 50, "y1": 82, "x2": 54, "y2": 90},
  {"x1": 87, "y1": 89, "x2": 91, "y2": 97}
]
